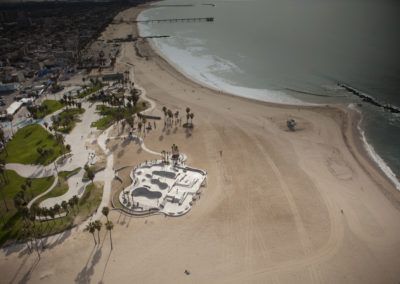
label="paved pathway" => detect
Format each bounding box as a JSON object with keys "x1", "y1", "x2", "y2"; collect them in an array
[
  {"x1": 27, "y1": 174, "x2": 58, "y2": 208},
  {"x1": 79, "y1": 127, "x2": 114, "y2": 231}
]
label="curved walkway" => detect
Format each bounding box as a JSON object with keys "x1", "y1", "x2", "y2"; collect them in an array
[{"x1": 27, "y1": 174, "x2": 58, "y2": 208}]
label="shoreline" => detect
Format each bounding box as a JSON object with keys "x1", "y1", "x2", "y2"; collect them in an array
[{"x1": 136, "y1": 4, "x2": 400, "y2": 200}]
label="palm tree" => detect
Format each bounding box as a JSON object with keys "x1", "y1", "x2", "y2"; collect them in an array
[
  {"x1": 13, "y1": 194, "x2": 24, "y2": 210},
  {"x1": 105, "y1": 220, "x2": 114, "y2": 250},
  {"x1": 68, "y1": 198, "x2": 75, "y2": 215},
  {"x1": 57, "y1": 133, "x2": 65, "y2": 145},
  {"x1": 94, "y1": 220, "x2": 102, "y2": 243},
  {"x1": 61, "y1": 200, "x2": 68, "y2": 214},
  {"x1": 174, "y1": 111, "x2": 179, "y2": 125},
  {"x1": 53, "y1": 204, "x2": 61, "y2": 219},
  {"x1": 72, "y1": 195, "x2": 79, "y2": 211},
  {"x1": 0, "y1": 161, "x2": 9, "y2": 211},
  {"x1": 102, "y1": 206, "x2": 109, "y2": 221},
  {"x1": 0, "y1": 159, "x2": 8, "y2": 183},
  {"x1": 28, "y1": 211, "x2": 41, "y2": 258},
  {"x1": 20, "y1": 184, "x2": 28, "y2": 203},
  {"x1": 162, "y1": 106, "x2": 167, "y2": 121},
  {"x1": 0, "y1": 128, "x2": 7, "y2": 156},
  {"x1": 167, "y1": 109, "x2": 173, "y2": 126},
  {"x1": 48, "y1": 207, "x2": 55, "y2": 226},
  {"x1": 189, "y1": 113, "x2": 194, "y2": 126},
  {"x1": 26, "y1": 178, "x2": 32, "y2": 191},
  {"x1": 138, "y1": 122, "x2": 142, "y2": 134},
  {"x1": 85, "y1": 167, "x2": 95, "y2": 183},
  {"x1": 142, "y1": 118, "x2": 147, "y2": 133},
  {"x1": 20, "y1": 206, "x2": 30, "y2": 226},
  {"x1": 131, "y1": 89, "x2": 140, "y2": 107},
  {"x1": 85, "y1": 222, "x2": 97, "y2": 245},
  {"x1": 160, "y1": 150, "x2": 165, "y2": 163}
]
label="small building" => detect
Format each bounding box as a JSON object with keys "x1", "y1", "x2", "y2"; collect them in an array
[{"x1": 6, "y1": 101, "x2": 23, "y2": 115}]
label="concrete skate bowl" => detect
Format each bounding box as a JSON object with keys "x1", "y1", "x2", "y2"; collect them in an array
[
  {"x1": 152, "y1": 170, "x2": 176, "y2": 179},
  {"x1": 132, "y1": 187, "x2": 162, "y2": 199},
  {"x1": 150, "y1": 179, "x2": 168, "y2": 190}
]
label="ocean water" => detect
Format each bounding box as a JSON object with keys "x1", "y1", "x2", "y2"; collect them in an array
[{"x1": 138, "y1": 0, "x2": 400, "y2": 189}]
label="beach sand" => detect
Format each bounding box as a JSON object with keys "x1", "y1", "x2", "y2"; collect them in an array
[{"x1": 1, "y1": 5, "x2": 400, "y2": 284}]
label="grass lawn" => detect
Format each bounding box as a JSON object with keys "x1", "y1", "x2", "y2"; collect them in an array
[
  {"x1": 91, "y1": 115, "x2": 115, "y2": 130},
  {"x1": 41, "y1": 100, "x2": 64, "y2": 116},
  {"x1": 77, "y1": 84, "x2": 103, "y2": 99},
  {"x1": 53, "y1": 107, "x2": 85, "y2": 134},
  {"x1": 27, "y1": 100, "x2": 64, "y2": 119},
  {"x1": 0, "y1": 124, "x2": 66, "y2": 165},
  {"x1": 0, "y1": 170, "x2": 55, "y2": 246},
  {"x1": 91, "y1": 102, "x2": 147, "y2": 130}
]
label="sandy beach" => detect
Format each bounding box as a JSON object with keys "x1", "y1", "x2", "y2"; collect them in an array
[{"x1": 1, "y1": 5, "x2": 400, "y2": 283}]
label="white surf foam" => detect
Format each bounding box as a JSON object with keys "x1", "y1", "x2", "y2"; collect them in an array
[
  {"x1": 349, "y1": 104, "x2": 400, "y2": 191},
  {"x1": 156, "y1": 38, "x2": 306, "y2": 105},
  {"x1": 138, "y1": 20, "x2": 307, "y2": 105}
]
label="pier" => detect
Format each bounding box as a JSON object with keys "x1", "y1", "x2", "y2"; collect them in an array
[
  {"x1": 153, "y1": 4, "x2": 194, "y2": 7},
  {"x1": 140, "y1": 35, "x2": 170, "y2": 39},
  {"x1": 134, "y1": 17, "x2": 214, "y2": 24}
]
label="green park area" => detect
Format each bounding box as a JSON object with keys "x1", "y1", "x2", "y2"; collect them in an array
[
  {"x1": 91, "y1": 102, "x2": 147, "y2": 130},
  {"x1": 27, "y1": 100, "x2": 64, "y2": 119},
  {"x1": 52, "y1": 107, "x2": 85, "y2": 134},
  {"x1": 77, "y1": 83, "x2": 103, "y2": 99},
  {"x1": 0, "y1": 124, "x2": 66, "y2": 165}
]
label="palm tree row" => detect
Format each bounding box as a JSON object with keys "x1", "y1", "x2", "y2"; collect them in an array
[
  {"x1": 15, "y1": 195, "x2": 77, "y2": 259},
  {"x1": 0, "y1": 159, "x2": 9, "y2": 212},
  {"x1": 0, "y1": 127, "x2": 7, "y2": 156},
  {"x1": 61, "y1": 94, "x2": 82, "y2": 110},
  {"x1": 162, "y1": 106, "x2": 181, "y2": 128},
  {"x1": 16, "y1": 194, "x2": 79, "y2": 222},
  {"x1": 85, "y1": 206, "x2": 113, "y2": 249},
  {"x1": 161, "y1": 106, "x2": 195, "y2": 128}
]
